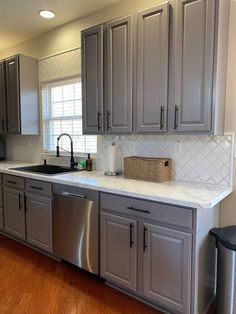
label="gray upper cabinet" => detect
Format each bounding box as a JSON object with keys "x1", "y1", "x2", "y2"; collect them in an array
[
  {"x1": 136, "y1": 3, "x2": 169, "y2": 133},
  {"x1": 25, "y1": 193, "x2": 52, "y2": 253},
  {"x1": 82, "y1": 0, "x2": 229, "y2": 135},
  {"x1": 105, "y1": 15, "x2": 133, "y2": 133},
  {"x1": 5, "y1": 54, "x2": 39, "y2": 135},
  {"x1": 3, "y1": 187, "x2": 25, "y2": 240},
  {"x1": 100, "y1": 211, "x2": 138, "y2": 292},
  {"x1": 5, "y1": 56, "x2": 21, "y2": 134},
  {"x1": 82, "y1": 25, "x2": 104, "y2": 134},
  {"x1": 169, "y1": 0, "x2": 229, "y2": 134},
  {"x1": 143, "y1": 223, "x2": 192, "y2": 313},
  {"x1": 0, "y1": 61, "x2": 6, "y2": 134}
]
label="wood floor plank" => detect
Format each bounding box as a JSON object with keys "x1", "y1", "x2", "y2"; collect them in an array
[{"x1": 0, "y1": 234, "x2": 163, "y2": 314}]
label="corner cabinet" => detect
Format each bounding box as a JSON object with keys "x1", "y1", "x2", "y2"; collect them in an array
[{"x1": 2, "y1": 54, "x2": 39, "y2": 135}]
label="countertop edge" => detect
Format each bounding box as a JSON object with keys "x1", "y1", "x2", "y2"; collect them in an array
[{"x1": 0, "y1": 165, "x2": 232, "y2": 210}]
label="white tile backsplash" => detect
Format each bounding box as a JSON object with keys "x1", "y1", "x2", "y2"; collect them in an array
[{"x1": 96, "y1": 134, "x2": 234, "y2": 186}]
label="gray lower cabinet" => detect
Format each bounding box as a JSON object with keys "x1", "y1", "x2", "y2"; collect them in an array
[
  {"x1": 82, "y1": 25, "x2": 104, "y2": 134},
  {"x1": 136, "y1": 3, "x2": 169, "y2": 133},
  {"x1": 3, "y1": 187, "x2": 25, "y2": 240},
  {"x1": 143, "y1": 223, "x2": 192, "y2": 313},
  {"x1": 100, "y1": 192, "x2": 192, "y2": 313},
  {"x1": 100, "y1": 211, "x2": 137, "y2": 292},
  {"x1": 169, "y1": 0, "x2": 215, "y2": 133},
  {"x1": 25, "y1": 193, "x2": 52, "y2": 253}
]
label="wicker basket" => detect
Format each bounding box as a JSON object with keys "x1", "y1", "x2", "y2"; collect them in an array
[{"x1": 124, "y1": 156, "x2": 171, "y2": 182}]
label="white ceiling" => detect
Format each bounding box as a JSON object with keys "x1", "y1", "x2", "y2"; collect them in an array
[{"x1": 0, "y1": 0, "x2": 119, "y2": 51}]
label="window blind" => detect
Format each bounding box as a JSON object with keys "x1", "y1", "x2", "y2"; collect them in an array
[{"x1": 42, "y1": 78, "x2": 97, "y2": 154}]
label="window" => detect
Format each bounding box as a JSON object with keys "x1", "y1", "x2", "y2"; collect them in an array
[{"x1": 42, "y1": 78, "x2": 97, "y2": 154}]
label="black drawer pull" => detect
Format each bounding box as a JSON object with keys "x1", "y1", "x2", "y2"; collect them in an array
[
  {"x1": 129, "y1": 223, "x2": 134, "y2": 248},
  {"x1": 143, "y1": 226, "x2": 148, "y2": 252},
  {"x1": 6, "y1": 180, "x2": 16, "y2": 184},
  {"x1": 127, "y1": 206, "x2": 150, "y2": 214},
  {"x1": 30, "y1": 186, "x2": 42, "y2": 190}
]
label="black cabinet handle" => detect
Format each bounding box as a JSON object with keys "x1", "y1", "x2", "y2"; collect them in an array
[
  {"x1": 174, "y1": 105, "x2": 179, "y2": 129},
  {"x1": 24, "y1": 195, "x2": 28, "y2": 211},
  {"x1": 30, "y1": 186, "x2": 42, "y2": 190},
  {"x1": 18, "y1": 194, "x2": 22, "y2": 211},
  {"x1": 97, "y1": 111, "x2": 101, "y2": 131},
  {"x1": 127, "y1": 206, "x2": 150, "y2": 214},
  {"x1": 129, "y1": 223, "x2": 134, "y2": 248},
  {"x1": 6, "y1": 180, "x2": 16, "y2": 184},
  {"x1": 143, "y1": 226, "x2": 147, "y2": 252},
  {"x1": 160, "y1": 106, "x2": 165, "y2": 130},
  {"x1": 106, "y1": 111, "x2": 111, "y2": 130}
]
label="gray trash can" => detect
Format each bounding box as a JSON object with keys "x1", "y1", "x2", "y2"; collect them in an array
[{"x1": 210, "y1": 226, "x2": 236, "y2": 314}]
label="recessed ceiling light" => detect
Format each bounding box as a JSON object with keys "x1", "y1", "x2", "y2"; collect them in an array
[{"x1": 39, "y1": 9, "x2": 56, "y2": 19}]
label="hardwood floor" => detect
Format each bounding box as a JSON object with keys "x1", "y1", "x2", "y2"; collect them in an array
[{"x1": 0, "y1": 234, "x2": 162, "y2": 314}]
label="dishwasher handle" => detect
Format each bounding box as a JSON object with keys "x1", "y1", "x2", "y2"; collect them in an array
[{"x1": 61, "y1": 191, "x2": 87, "y2": 199}]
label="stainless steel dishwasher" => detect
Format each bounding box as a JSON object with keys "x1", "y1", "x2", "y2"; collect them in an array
[{"x1": 53, "y1": 184, "x2": 99, "y2": 275}]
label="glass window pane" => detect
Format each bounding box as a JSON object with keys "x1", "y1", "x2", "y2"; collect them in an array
[{"x1": 42, "y1": 78, "x2": 97, "y2": 154}]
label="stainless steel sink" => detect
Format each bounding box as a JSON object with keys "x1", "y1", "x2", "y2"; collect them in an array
[{"x1": 10, "y1": 164, "x2": 82, "y2": 175}]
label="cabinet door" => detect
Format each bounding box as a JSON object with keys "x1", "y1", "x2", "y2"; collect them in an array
[
  {"x1": 0, "y1": 61, "x2": 6, "y2": 133},
  {"x1": 5, "y1": 55, "x2": 21, "y2": 134},
  {"x1": 100, "y1": 211, "x2": 137, "y2": 292},
  {"x1": 3, "y1": 187, "x2": 25, "y2": 240},
  {"x1": 169, "y1": 0, "x2": 215, "y2": 132},
  {"x1": 136, "y1": 3, "x2": 169, "y2": 133},
  {"x1": 26, "y1": 193, "x2": 52, "y2": 253},
  {"x1": 82, "y1": 25, "x2": 104, "y2": 134},
  {"x1": 143, "y1": 223, "x2": 192, "y2": 313},
  {"x1": 105, "y1": 15, "x2": 133, "y2": 133}
]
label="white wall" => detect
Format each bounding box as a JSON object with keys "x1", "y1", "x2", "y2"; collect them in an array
[
  {"x1": 0, "y1": 0, "x2": 235, "y2": 225},
  {"x1": 220, "y1": 0, "x2": 236, "y2": 226}
]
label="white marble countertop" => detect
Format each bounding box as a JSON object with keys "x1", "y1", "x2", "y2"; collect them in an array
[{"x1": 0, "y1": 161, "x2": 232, "y2": 209}]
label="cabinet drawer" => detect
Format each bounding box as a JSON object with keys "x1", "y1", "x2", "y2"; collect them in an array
[
  {"x1": 3, "y1": 174, "x2": 24, "y2": 189},
  {"x1": 101, "y1": 193, "x2": 193, "y2": 230},
  {"x1": 25, "y1": 179, "x2": 52, "y2": 196}
]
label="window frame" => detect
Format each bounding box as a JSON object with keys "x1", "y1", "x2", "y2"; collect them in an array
[{"x1": 41, "y1": 77, "x2": 97, "y2": 155}]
